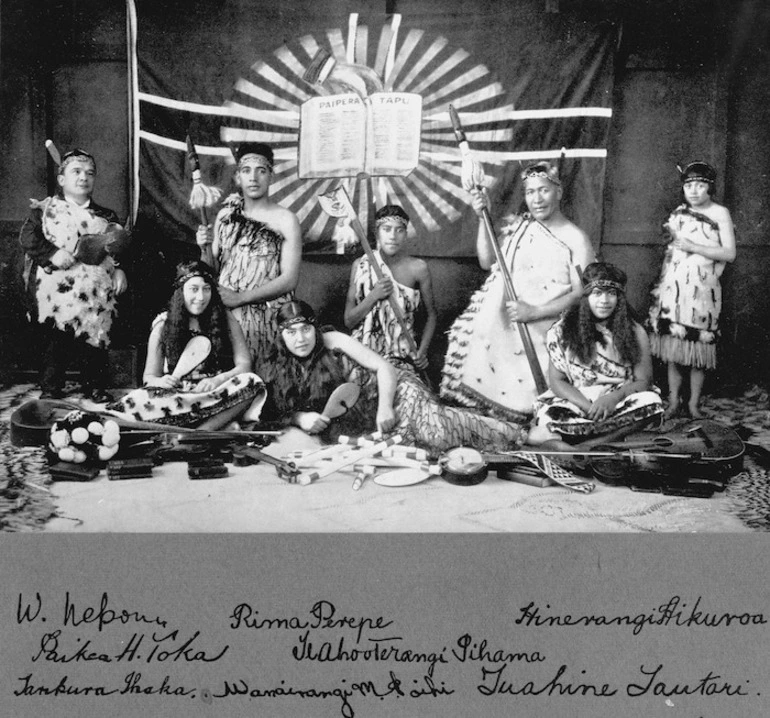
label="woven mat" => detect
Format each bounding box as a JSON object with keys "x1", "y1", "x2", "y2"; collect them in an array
[{"x1": 0, "y1": 384, "x2": 57, "y2": 531}]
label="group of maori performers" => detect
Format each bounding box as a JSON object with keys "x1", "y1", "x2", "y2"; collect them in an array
[{"x1": 19, "y1": 140, "x2": 736, "y2": 463}]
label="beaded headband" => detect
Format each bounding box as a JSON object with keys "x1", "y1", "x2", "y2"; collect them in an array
[
  {"x1": 176, "y1": 269, "x2": 214, "y2": 288},
  {"x1": 521, "y1": 166, "x2": 561, "y2": 187},
  {"x1": 682, "y1": 175, "x2": 714, "y2": 185},
  {"x1": 679, "y1": 161, "x2": 716, "y2": 185},
  {"x1": 584, "y1": 279, "x2": 624, "y2": 295},
  {"x1": 279, "y1": 315, "x2": 315, "y2": 331},
  {"x1": 238, "y1": 153, "x2": 273, "y2": 171},
  {"x1": 59, "y1": 150, "x2": 96, "y2": 174},
  {"x1": 376, "y1": 216, "x2": 408, "y2": 229}
]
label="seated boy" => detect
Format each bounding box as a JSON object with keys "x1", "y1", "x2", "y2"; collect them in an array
[{"x1": 343, "y1": 204, "x2": 436, "y2": 372}]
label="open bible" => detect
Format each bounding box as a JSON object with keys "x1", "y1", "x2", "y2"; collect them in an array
[{"x1": 298, "y1": 92, "x2": 422, "y2": 178}]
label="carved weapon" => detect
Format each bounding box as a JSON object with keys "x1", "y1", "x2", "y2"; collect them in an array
[{"x1": 448, "y1": 104, "x2": 548, "y2": 395}]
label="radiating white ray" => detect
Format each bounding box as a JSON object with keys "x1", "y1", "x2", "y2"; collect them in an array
[
  {"x1": 373, "y1": 176, "x2": 390, "y2": 209},
  {"x1": 326, "y1": 28, "x2": 347, "y2": 61},
  {"x1": 384, "y1": 28, "x2": 423, "y2": 91},
  {"x1": 299, "y1": 34, "x2": 321, "y2": 59},
  {"x1": 423, "y1": 82, "x2": 505, "y2": 112},
  {"x1": 355, "y1": 23, "x2": 368, "y2": 67},
  {"x1": 411, "y1": 49, "x2": 471, "y2": 95},
  {"x1": 429, "y1": 159, "x2": 497, "y2": 191},
  {"x1": 357, "y1": 179, "x2": 370, "y2": 222},
  {"x1": 307, "y1": 179, "x2": 338, "y2": 236},
  {"x1": 233, "y1": 79, "x2": 297, "y2": 111},
  {"x1": 383, "y1": 15, "x2": 401, "y2": 86},
  {"x1": 407, "y1": 169, "x2": 462, "y2": 222},
  {"x1": 273, "y1": 45, "x2": 311, "y2": 83},
  {"x1": 347, "y1": 13, "x2": 358, "y2": 64},
  {"x1": 413, "y1": 164, "x2": 474, "y2": 203},
  {"x1": 390, "y1": 177, "x2": 441, "y2": 232},
  {"x1": 396, "y1": 37, "x2": 448, "y2": 92},
  {"x1": 250, "y1": 62, "x2": 311, "y2": 104},
  {"x1": 222, "y1": 101, "x2": 300, "y2": 126},
  {"x1": 422, "y1": 65, "x2": 492, "y2": 106}
]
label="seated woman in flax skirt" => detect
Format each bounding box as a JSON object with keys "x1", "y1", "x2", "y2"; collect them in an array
[
  {"x1": 532, "y1": 262, "x2": 664, "y2": 443},
  {"x1": 107, "y1": 260, "x2": 265, "y2": 429}
]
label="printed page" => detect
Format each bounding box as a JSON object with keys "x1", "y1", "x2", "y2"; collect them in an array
[
  {"x1": 365, "y1": 92, "x2": 423, "y2": 176},
  {"x1": 299, "y1": 94, "x2": 366, "y2": 178}
]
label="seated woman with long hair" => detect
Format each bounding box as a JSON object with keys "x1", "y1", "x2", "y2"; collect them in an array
[
  {"x1": 258, "y1": 300, "x2": 528, "y2": 457},
  {"x1": 108, "y1": 260, "x2": 264, "y2": 429},
  {"x1": 532, "y1": 262, "x2": 663, "y2": 442}
]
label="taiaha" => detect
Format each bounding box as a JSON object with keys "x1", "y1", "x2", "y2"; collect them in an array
[
  {"x1": 318, "y1": 185, "x2": 432, "y2": 387},
  {"x1": 448, "y1": 104, "x2": 548, "y2": 395},
  {"x1": 186, "y1": 134, "x2": 222, "y2": 225}
]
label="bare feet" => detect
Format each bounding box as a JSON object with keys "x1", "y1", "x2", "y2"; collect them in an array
[
  {"x1": 688, "y1": 403, "x2": 704, "y2": 419},
  {"x1": 663, "y1": 397, "x2": 681, "y2": 419},
  {"x1": 527, "y1": 424, "x2": 561, "y2": 446}
]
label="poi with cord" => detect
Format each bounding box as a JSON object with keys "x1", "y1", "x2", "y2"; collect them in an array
[
  {"x1": 9, "y1": 398, "x2": 280, "y2": 448},
  {"x1": 448, "y1": 104, "x2": 547, "y2": 394}
]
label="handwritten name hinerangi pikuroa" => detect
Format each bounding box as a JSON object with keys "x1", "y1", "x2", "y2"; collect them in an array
[{"x1": 515, "y1": 595, "x2": 766, "y2": 635}]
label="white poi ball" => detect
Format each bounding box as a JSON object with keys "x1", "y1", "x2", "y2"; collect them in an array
[
  {"x1": 72, "y1": 450, "x2": 87, "y2": 464},
  {"x1": 98, "y1": 444, "x2": 118, "y2": 461},
  {"x1": 71, "y1": 427, "x2": 90, "y2": 444},
  {"x1": 87, "y1": 421, "x2": 104, "y2": 435},
  {"x1": 50, "y1": 429, "x2": 70, "y2": 450},
  {"x1": 58, "y1": 447, "x2": 76, "y2": 462},
  {"x1": 102, "y1": 429, "x2": 120, "y2": 448},
  {"x1": 103, "y1": 420, "x2": 119, "y2": 435}
]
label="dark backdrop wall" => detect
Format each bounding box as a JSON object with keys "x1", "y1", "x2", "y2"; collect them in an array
[{"x1": 1, "y1": 0, "x2": 768, "y2": 391}]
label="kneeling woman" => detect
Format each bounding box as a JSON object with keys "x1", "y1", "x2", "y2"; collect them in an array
[
  {"x1": 108, "y1": 260, "x2": 264, "y2": 429},
  {"x1": 533, "y1": 262, "x2": 663, "y2": 442},
  {"x1": 259, "y1": 300, "x2": 526, "y2": 457}
]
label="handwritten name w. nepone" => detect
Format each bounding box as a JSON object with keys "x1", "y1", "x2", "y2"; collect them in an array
[{"x1": 16, "y1": 591, "x2": 168, "y2": 632}]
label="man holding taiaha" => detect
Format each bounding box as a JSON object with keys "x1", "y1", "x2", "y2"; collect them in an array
[
  {"x1": 440, "y1": 161, "x2": 595, "y2": 423},
  {"x1": 197, "y1": 143, "x2": 302, "y2": 375}
]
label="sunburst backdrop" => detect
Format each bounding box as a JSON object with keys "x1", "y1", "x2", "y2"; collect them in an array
[{"x1": 133, "y1": 10, "x2": 612, "y2": 248}]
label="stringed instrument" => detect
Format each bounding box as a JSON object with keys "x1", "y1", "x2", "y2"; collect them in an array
[
  {"x1": 500, "y1": 419, "x2": 744, "y2": 498},
  {"x1": 568, "y1": 419, "x2": 744, "y2": 496},
  {"x1": 439, "y1": 420, "x2": 744, "y2": 498}
]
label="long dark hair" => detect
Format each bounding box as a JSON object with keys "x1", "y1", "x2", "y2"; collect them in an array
[
  {"x1": 560, "y1": 262, "x2": 641, "y2": 366},
  {"x1": 160, "y1": 260, "x2": 232, "y2": 373},
  {"x1": 260, "y1": 300, "x2": 348, "y2": 415}
]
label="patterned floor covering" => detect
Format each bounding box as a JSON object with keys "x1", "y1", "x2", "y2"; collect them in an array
[{"x1": 1, "y1": 381, "x2": 769, "y2": 532}]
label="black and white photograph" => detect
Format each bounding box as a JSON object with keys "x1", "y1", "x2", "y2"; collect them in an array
[{"x1": 0, "y1": 0, "x2": 768, "y2": 715}]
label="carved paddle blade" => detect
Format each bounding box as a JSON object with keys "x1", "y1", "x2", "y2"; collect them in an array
[{"x1": 172, "y1": 336, "x2": 212, "y2": 379}]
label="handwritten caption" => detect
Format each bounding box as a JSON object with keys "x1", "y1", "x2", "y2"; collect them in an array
[{"x1": 11, "y1": 592, "x2": 765, "y2": 716}]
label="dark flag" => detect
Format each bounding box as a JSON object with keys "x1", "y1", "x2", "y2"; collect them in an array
[{"x1": 130, "y1": 0, "x2": 618, "y2": 256}]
